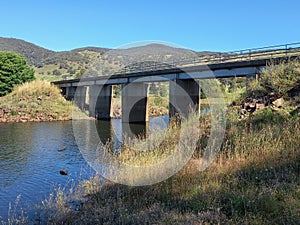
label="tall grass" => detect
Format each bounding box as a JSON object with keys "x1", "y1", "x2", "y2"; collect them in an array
[
  {"x1": 0, "y1": 80, "x2": 73, "y2": 121},
  {"x1": 48, "y1": 109, "x2": 300, "y2": 224},
  {"x1": 9, "y1": 80, "x2": 62, "y2": 98}
]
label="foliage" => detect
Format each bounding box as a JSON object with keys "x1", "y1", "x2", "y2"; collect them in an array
[
  {"x1": 258, "y1": 59, "x2": 300, "y2": 97},
  {"x1": 0, "y1": 51, "x2": 35, "y2": 96}
]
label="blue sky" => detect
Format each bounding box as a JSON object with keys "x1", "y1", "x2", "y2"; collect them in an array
[{"x1": 1, "y1": 0, "x2": 300, "y2": 52}]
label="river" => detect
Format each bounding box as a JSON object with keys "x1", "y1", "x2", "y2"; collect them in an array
[{"x1": 0, "y1": 116, "x2": 169, "y2": 222}]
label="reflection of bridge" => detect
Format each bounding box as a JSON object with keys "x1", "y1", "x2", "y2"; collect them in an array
[{"x1": 52, "y1": 42, "x2": 300, "y2": 123}]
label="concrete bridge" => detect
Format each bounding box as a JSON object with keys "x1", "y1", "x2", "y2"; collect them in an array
[{"x1": 52, "y1": 42, "x2": 300, "y2": 123}]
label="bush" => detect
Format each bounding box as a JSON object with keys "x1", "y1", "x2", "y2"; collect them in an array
[
  {"x1": 259, "y1": 59, "x2": 300, "y2": 96},
  {"x1": 0, "y1": 51, "x2": 35, "y2": 96}
]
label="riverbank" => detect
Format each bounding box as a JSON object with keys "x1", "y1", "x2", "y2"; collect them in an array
[
  {"x1": 34, "y1": 108, "x2": 299, "y2": 225},
  {"x1": 0, "y1": 80, "x2": 73, "y2": 122},
  {"x1": 2, "y1": 98, "x2": 300, "y2": 224}
]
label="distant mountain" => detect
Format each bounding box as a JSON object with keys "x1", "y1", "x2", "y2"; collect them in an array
[
  {"x1": 0, "y1": 37, "x2": 218, "y2": 81},
  {"x1": 72, "y1": 47, "x2": 110, "y2": 54},
  {"x1": 0, "y1": 37, "x2": 55, "y2": 65}
]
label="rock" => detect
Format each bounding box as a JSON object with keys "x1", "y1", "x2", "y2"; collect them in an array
[
  {"x1": 58, "y1": 146, "x2": 67, "y2": 151},
  {"x1": 271, "y1": 107, "x2": 280, "y2": 112},
  {"x1": 246, "y1": 102, "x2": 256, "y2": 113},
  {"x1": 257, "y1": 98, "x2": 263, "y2": 103},
  {"x1": 272, "y1": 98, "x2": 284, "y2": 108},
  {"x1": 239, "y1": 108, "x2": 247, "y2": 115},
  {"x1": 59, "y1": 170, "x2": 68, "y2": 175},
  {"x1": 243, "y1": 102, "x2": 249, "y2": 109},
  {"x1": 249, "y1": 102, "x2": 256, "y2": 108},
  {"x1": 256, "y1": 103, "x2": 265, "y2": 111}
]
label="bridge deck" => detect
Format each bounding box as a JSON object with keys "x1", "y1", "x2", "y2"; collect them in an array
[{"x1": 52, "y1": 56, "x2": 296, "y2": 87}]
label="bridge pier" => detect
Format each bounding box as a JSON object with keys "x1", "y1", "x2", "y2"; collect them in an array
[
  {"x1": 89, "y1": 85, "x2": 113, "y2": 120},
  {"x1": 122, "y1": 83, "x2": 149, "y2": 123},
  {"x1": 75, "y1": 86, "x2": 87, "y2": 110},
  {"x1": 169, "y1": 79, "x2": 200, "y2": 118},
  {"x1": 65, "y1": 86, "x2": 76, "y2": 101}
]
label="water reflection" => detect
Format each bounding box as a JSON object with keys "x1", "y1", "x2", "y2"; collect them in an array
[
  {"x1": 0, "y1": 121, "x2": 93, "y2": 221},
  {"x1": 0, "y1": 116, "x2": 169, "y2": 221},
  {"x1": 94, "y1": 116, "x2": 169, "y2": 146}
]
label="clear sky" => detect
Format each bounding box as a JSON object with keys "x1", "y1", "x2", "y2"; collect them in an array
[{"x1": 1, "y1": 0, "x2": 300, "y2": 52}]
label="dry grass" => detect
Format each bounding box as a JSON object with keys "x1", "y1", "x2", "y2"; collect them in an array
[
  {"x1": 44, "y1": 109, "x2": 300, "y2": 225},
  {"x1": 10, "y1": 80, "x2": 63, "y2": 98},
  {"x1": 0, "y1": 80, "x2": 73, "y2": 122}
]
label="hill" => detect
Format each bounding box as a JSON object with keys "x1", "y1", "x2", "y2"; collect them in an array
[
  {"x1": 0, "y1": 37, "x2": 55, "y2": 65},
  {"x1": 0, "y1": 37, "x2": 217, "y2": 81}
]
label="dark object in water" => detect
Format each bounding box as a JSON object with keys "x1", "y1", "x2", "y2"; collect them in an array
[
  {"x1": 58, "y1": 146, "x2": 67, "y2": 151},
  {"x1": 59, "y1": 170, "x2": 68, "y2": 175}
]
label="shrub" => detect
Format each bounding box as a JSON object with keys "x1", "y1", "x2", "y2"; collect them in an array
[{"x1": 259, "y1": 59, "x2": 300, "y2": 96}]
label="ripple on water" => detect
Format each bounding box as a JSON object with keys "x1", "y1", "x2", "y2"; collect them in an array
[{"x1": 0, "y1": 117, "x2": 170, "y2": 221}]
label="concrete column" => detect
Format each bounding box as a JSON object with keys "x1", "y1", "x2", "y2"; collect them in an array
[
  {"x1": 75, "y1": 86, "x2": 87, "y2": 110},
  {"x1": 122, "y1": 83, "x2": 149, "y2": 123},
  {"x1": 65, "y1": 86, "x2": 76, "y2": 101},
  {"x1": 169, "y1": 79, "x2": 200, "y2": 119},
  {"x1": 89, "y1": 85, "x2": 112, "y2": 120}
]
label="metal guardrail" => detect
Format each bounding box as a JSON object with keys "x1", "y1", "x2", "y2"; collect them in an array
[{"x1": 116, "y1": 42, "x2": 300, "y2": 75}]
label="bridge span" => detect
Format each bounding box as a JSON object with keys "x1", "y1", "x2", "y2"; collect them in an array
[{"x1": 52, "y1": 42, "x2": 300, "y2": 123}]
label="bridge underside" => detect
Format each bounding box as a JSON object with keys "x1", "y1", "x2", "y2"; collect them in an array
[{"x1": 57, "y1": 61, "x2": 263, "y2": 123}]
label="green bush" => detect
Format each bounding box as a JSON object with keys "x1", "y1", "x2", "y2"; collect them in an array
[
  {"x1": 259, "y1": 59, "x2": 300, "y2": 96},
  {"x1": 0, "y1": 51, "x2": 35, "y2": 96}
]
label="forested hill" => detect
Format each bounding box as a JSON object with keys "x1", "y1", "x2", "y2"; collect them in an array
[{"x1": 0, "y1": 37, "x2": 217, "y2": 81}]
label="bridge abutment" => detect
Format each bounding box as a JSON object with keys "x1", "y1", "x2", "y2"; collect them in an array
[
  {"x1": 122, "y1": 83, "x2": 149, "y2": 123},
  {"x1": 89, "y1": 85, "x2": 113, "y2": 120},
  {"x1": 169, "y1": 79, "x2": 200, "y2": 118}
]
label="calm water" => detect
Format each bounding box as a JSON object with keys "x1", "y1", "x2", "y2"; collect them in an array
[{"x1": 0, "y1": 116, "x2": 169, "y2": 221}]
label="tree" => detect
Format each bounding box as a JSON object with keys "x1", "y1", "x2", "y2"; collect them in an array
[{"x1": 0, "y1": 51, "x2": 35, "y2": 96}]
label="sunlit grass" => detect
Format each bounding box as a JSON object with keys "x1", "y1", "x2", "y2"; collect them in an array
[
  {"x1": 0, "y1": 80, "x2": 73, "y2": 121},
  {"x1": 40, "y1": 109, "x2": 299, "y2": 224}
]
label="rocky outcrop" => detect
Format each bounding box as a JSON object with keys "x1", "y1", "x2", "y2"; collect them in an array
[{"x1": 238, "y1": 93, "x2": 286, "y2": 119}]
